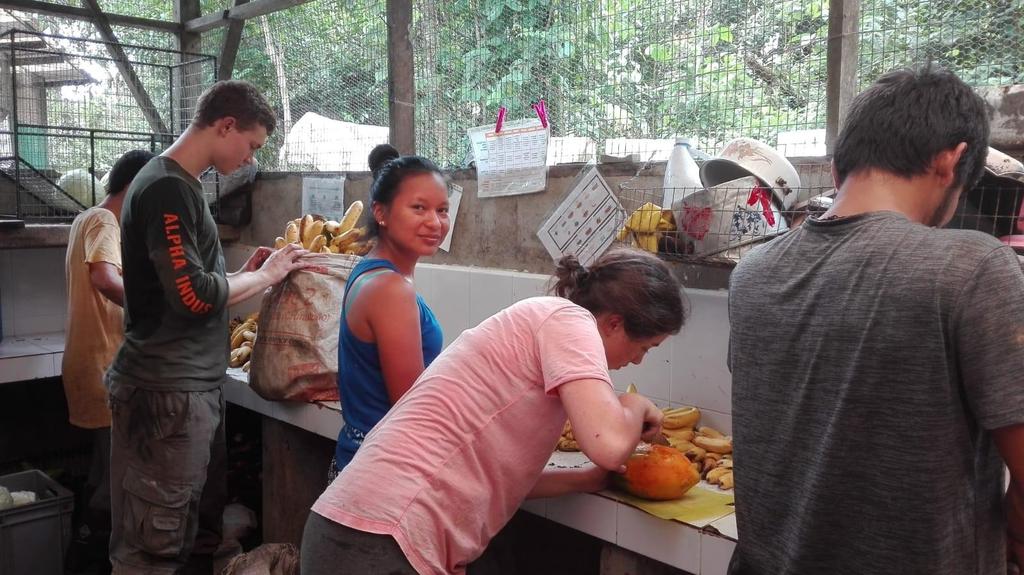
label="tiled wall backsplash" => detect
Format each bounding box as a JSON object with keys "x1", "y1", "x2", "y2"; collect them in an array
[
  {"x1": 12, "y1": 245, "x2": 734, "y2": 431},
  {"x1": 1, "y1": 248, "x2": 68, "y2": 338},
  {"x1": 413, "y1": 264, "x2": 734, "y2": 434}
]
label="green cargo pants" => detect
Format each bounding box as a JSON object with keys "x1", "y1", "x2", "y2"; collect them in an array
[{"x1": 108, "y1": 380, "x2": 226, "y2": 575}]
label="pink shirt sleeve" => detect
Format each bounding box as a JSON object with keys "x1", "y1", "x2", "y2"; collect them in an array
[{"x1": 536, "y1": 305, "x2": 612, "y2": 394}]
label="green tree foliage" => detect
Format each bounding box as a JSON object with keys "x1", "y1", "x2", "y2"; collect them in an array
[{"x1": 9, "y1": 0, "x2": 1024, "y2": 171}]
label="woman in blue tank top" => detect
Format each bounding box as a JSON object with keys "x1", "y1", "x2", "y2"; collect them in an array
[{"x1": 332, "y1": 144, "x2": 448, "y2": 476}]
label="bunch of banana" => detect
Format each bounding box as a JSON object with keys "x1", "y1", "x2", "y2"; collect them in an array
[
  {"x1": 228, "y1": 311, "x2": 259, "y2": 372},
  {"x1": 616, "y1": 202, "x2": 676, "y2": 253},
  {"x1": 556, "y1": 418, "x2": 580, "y2": 452},
  {"x1": 645, "y1": 404, "x2": 735, "y2": 490},
  {"x1": 704, "y1": 456, "x2": 734, "y2": 490},
  {"x1": 663, "y1": 406, "x2": 700, "y2": 429},
  {"x1": 273, "y1": 201, "x2": 375, "y2": 256}
]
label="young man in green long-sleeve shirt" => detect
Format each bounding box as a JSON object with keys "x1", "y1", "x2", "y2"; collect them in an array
[{"x1": 106, "y1": 80, "x2": 313, "y2": 574}]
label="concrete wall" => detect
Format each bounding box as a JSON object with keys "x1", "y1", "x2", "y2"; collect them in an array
[
  {"x1": 0, "y1": 247, "x2": 66, "y2": 337},
  {"x1": 241, "y1": 159, "x2": 835, "y2": 289}
]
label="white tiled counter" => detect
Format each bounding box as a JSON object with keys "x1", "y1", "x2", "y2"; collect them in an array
[
  {"x1": 0, "y1": 331, "x2": 65, "y2": 384},
  {"x1": 223, "y1": 369, "x2": 737, "y2": 575}
]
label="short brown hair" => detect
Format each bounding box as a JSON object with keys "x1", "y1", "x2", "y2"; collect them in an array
[
  {"x1": 192, "y1": 80, "x2": 277, "y2": 135},
  {"x1": 552, "y1": 248, "x2": 687, "y2": 339}
]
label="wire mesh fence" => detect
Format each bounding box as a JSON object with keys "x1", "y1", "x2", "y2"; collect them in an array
[
  {"x1": 0, "y1": 25, "x2": 215, "y2": 221},
  {"x1": 0, "y1": 0, "x2": 1017, "y2": 245},
  {"x1": 857, "y1": 0, "x2": 1024, "y2": 90},
  {"x1": 226, "y1": 0, "x2": 389, "y2": 172},
  {"x1": 616, "y1": 156, "x2": 1024, "y2": 264},
  {"x1": 615, "y1": 161, "x2": 835, "y2": 262},
  {"x1": 211, "y1": 0, "x2": 1023, "y2": 175},
  {"x1": 411, "y1": 0, "x2": 830, "y2": 169}
]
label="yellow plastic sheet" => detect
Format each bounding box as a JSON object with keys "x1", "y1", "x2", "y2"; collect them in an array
[{"x1": 599, "y1": 482, "x2": 735, "y2": 527}]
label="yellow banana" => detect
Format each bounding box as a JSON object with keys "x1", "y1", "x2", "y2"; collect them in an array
[
  {"x1": 662, "y1": 406, "x2": 700, "y2": 429},
  {"x1": 656, "y1": 210, "x2": 676, "y2": 232},
  {"x1": 706, "y1": 466, "x2": 730, "y2": 484},
  {"x1": 229, "y1": 346, "x2": 252, "y2": 368},
  {"x1": 682, "y1": 444, "x2": 706, "y2": 460},
  {"x1": 669, "y1": 439, "x2": 696, "y2": 452},
  {"x1": 719, "y1": 472, "x2": 734, "y2": 490},
  {"x1": 339, "y1": 201, "x2": 364, "y2": 234},
  {"x1": 299, "y1": 215, "x2": 314, "y2": 247},
  {"x1": 307, "y1": 220, "x2": 325, "y2": 245},
  {"x1": 331, "y1": 227, "x2": 364, "y2": 249},
  {"x1": 284, "y1": 222, "x2": 300, "y2": 244},
  {"x1": 309, "y1": 235, "x2": 327, "y2": 253},
  {"x1": 230, "y1": 320, "x2": 255, "y2": 348},
  {"x1": 698, "y1": 426, "x2": 725, "y2": 439},
  {"x1": 693, "y1": 435, "x2": 732, "y2": 454},
  {"x1": 625, "y1": 202, "x2": 664, "y2": 233},
  {"x1": 273, "y1": 236, "x2": 287, "y2": 249},
  {"x1": 662, "y1": 427, "x2": 695, "y2": 442},
  {"x1": 702, "y1": 457, "x2": 719, "y2": 474},
  {"x1": 637, "y1": 232, "x2": 660, "y2": 253}
]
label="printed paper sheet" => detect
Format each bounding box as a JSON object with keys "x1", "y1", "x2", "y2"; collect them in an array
[
  {"x1": 440, "y1": 183, "x2": 463, "y2": 252},
  {"x1": 469, "y1": 118, "x2": 548, "y2": 198},
  {"x1": 301, "y1": 176, "x2": 346, "y2": 221},
  {"x1": 537, "y1": 168, "x2": 624, "y2": 266}
]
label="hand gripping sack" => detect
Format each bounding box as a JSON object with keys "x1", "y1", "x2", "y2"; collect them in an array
[{"x1": 249, "y1": 253, "x2": 359, "y2": 401}]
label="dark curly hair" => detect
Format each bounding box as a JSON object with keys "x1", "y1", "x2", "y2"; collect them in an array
[
  {"x1": 366, "y1": 143, "x2": 445, "y2": 238},
  {"x1": 552, "y1": 248, "x2": 687, "y2": 339},
  {"x1": 106, "y1": 149, "x2": 154, "y2": 196}
]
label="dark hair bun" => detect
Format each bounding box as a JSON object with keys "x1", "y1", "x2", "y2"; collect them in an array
[
  {"x1": 552, "y1": 255, "x2": 589, "y2": 300},
  {"x1": 368, "y1": 144, "x2": 400, "y2": 175}
]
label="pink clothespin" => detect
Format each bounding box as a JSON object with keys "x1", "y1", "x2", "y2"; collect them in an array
[
  {"x1": 495, "y1": 106, "x2": 507, "y2": 134},
  {"x1": 532, "y1": 99, "x2": 548, "y2": 128}
]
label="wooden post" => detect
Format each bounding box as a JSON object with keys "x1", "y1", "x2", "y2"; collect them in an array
[
  {"x1": 174, "y1": 0, "x2": 203, "y2": 132},
  {"x1": 386, "y1": 0, "x2": 415, "y2": 155},
  {"x1": 824, "y1": 0, "x2": 860, "y2": 153},
  {"x1": 217, "y1": 0, "x2": 249, "y2": 80}
]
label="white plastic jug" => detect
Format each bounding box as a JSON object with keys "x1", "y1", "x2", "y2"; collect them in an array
[{"x1": 662, "y1": 138, "x2": 702, "y2": 208}]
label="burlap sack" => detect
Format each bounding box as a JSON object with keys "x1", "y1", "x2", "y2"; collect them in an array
[
  {"x1": 220, "y1": 543, "x2": 299, "y2": 575},
  {"x1": 249, "y1": 253, "x2": 360, "y2": 402}
]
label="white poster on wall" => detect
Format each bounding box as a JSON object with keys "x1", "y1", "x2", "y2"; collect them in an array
[
  {"x1": 468, "y1": 117, "x2": 549, "y2": 198},
  {"x1": 440, "y1": 183, "x2": 463, "y2": 253},
  {"x1": 301, "y1": 176, "x2": 346, "y2": 220},
  {"x1": 537, "y1": 167, "x2": 624, "y2": 267}
]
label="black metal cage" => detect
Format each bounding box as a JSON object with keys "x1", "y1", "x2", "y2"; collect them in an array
[{"x1": 0, "y1": 29, "x2": 216, "y2": 223}]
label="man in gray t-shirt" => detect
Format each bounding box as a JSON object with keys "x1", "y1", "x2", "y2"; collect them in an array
[{"x1": 729, "y1": 66, "x2": 1024, "y2": 574}]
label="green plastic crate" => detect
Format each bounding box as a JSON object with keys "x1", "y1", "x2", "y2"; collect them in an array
[{"x1": 0, "y1": 469, "x2": 74, "y2": 575}]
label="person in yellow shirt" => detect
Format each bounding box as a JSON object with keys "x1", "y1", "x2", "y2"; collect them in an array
[{"x1": 62, "y1": 149, "x2": 154, "y2": 567}]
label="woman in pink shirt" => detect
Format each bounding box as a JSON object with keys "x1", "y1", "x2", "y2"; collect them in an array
[{"x1": 301, "y1": 248, "x2": 686, "y2": 575}]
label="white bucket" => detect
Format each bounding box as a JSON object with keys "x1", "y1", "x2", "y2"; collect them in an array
[{"x1": 672, "y1": 176, "x2": 788, "y2": 259}]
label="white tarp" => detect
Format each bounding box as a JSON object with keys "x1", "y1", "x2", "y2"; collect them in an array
[{"x1": 279, "y1": 112, "x2": 389, "y2": 172}]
